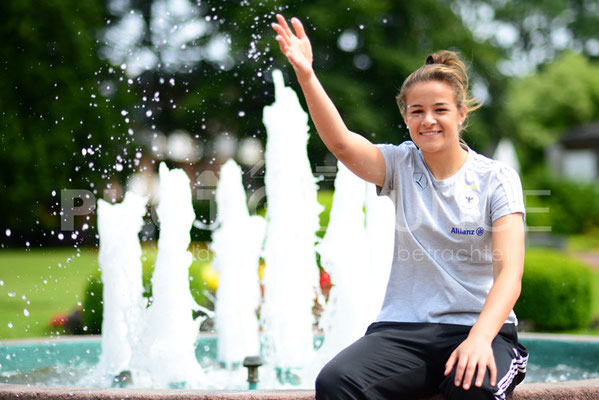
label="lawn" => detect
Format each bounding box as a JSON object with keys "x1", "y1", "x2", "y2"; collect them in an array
[
  {"x1": 0, "y1": 247, "x2": 101, "y2": 339},
  {"x1": 0, "y1": 244, "x2": 215, "y2": 340},
  {"x1": 1, "y1": 243, "x2": 598, "y2": 340}
]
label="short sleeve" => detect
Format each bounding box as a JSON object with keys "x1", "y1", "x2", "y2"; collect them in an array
[
  {"x1": 375, "y1": 142, "x2": 411, "y2": 197},
  {"x1": 490, "y1": 166, "x2": 526, "y2": 223}
]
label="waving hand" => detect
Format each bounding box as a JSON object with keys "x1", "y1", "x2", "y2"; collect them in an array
[{"x1": 272, "y1": 14, "x2": 314, "y2": 82}]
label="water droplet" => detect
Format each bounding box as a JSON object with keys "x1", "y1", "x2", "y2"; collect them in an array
[
  {"x1": 146, "y1": 110, "x2": 153, "y2": 117},
  {"x1": 52, "y1": 190, "x2": 57, "y2": 197},
  {"x1": 57, "y1": 233, "x2": 64, "y2": 240},
  {"x1": 121, "y1": 110, "x2": 129, "y2": 116},
  {"x1": 23, "y1": 309, "x2": 30, "y2": 317},
  {"x1": 4, "y1": 229, "x2": 10, "y2": 237},
  {"x1": 238, "y1": 111, "x2": 246, "y2": 117},
  {"x1": 7, "y1": 323, "x2": 13, "y2": 329},
  {"x1": 115, "y1": 163, "x2": 124, "y2": 172},
  {"x1": 0, "y1": 280, "x2": 3, "y2": 286},
  {"x1": 169, "y1": 78, "x2": 175, "y2": 86}
]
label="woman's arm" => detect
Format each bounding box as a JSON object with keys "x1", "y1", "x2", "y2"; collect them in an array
[
  {"x1": 271, "y1": 15, "x2": 385, "y2": 187},
  {"x1": 444, "y1": 213, "x2": 525, "y2": 390}
]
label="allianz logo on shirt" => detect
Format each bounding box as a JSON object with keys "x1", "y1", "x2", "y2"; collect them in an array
[{"x1": 450, "y1": 226, "x2": 485, "y2": 236}]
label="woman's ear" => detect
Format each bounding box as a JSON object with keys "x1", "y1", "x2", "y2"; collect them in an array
[{"x1": 458, "y1": 106, "x2": 467, "y2": 126}]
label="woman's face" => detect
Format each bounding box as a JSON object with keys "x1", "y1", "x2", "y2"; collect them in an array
[{"x1": 403, "y1": 80, "x2": 467, "y2": 154}]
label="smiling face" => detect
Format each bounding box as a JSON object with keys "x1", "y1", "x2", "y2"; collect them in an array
[{"x1": 403, "y1": 80, "x2": 467, "y2": 155}]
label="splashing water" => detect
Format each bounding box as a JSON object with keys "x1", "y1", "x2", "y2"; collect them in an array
[
  {"x1": 95, "y1": 192, "x2": 147, "y2": 379},
  {"x1": 309, "y1": 163, "x2": 395, "y2": 378},
  {"x1": 310, "y1": 161, "x2": 371, "y2": 376},
  {"x1": 84, "y1": 70, "x2": 394, "y2": 390},
  {"x1": 260, "y1": 69, "x2": 322, "y2": 372},
  {"x1": 211, "y1": 159, "x2": 265, "y2": 366},
  {"x1": 364, "y1": 182, "x2": 395, "y2": 321},
  {"x1": 128, "y1": 162, "x2": 204, "y2": 388}
]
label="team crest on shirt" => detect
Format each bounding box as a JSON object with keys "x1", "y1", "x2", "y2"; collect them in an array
[
  {"x1": 413, "y1": 172, "x2": 428, "y2": 191},
  {"x1": 458, "y1": 188, "x2": 480, "y2": 210}
]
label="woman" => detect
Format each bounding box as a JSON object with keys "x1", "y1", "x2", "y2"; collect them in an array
[{"x1": 272, "y1": 14, "x2": 527, "y2": 400}]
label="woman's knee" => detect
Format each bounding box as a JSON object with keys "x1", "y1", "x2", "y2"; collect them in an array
[
  {"x1": 439, "y1": 374, "x2": 496, "y2": 400},
  {"x1": 315, "y1": 360, "x2": 363, "y2": 400}
]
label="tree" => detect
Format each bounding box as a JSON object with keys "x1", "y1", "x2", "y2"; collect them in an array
[
  {"x1": 1, "y1": 0, "x2": 510, "y2": 246},
  {"x1": 505, "y1": 52, "x2": 599, "y2": 169},
  {"x1": 0, "y1": 0, "x2": 134, "y2": 246},
  {"x1": 454, "y1": 0, "x2": 599, "y2": 75},
  {"x1": 101, "y1": 0, "x2": 508, "y2": 167}
]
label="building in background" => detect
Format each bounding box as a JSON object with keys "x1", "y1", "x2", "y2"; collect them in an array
[{"x1": 547, "y1": 121, "x2": 599, "y2": 183}]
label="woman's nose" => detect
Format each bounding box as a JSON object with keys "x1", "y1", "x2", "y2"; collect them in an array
[{"x1": 423, "y1": 112, "x2": 436, "y2": 125}]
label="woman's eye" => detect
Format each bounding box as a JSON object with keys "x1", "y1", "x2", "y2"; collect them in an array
[
  {"x1": 436, "y1": 108, "x2": 448, "y2": 112},
  {"x1": 410, "y1": 110, "x2": 422, "y2": 114}
]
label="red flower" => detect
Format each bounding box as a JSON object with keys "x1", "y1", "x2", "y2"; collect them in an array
[
  {"x1": 319, "y1": 269, "x2": 332, "y2": 298},
  {"x1": 50, "y1": 313, "x2": 69, "y2": 327}
]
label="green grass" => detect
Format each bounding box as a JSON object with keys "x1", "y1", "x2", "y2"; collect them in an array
[
  {"x1": 0, "y1": 245, "x2": 216, "y2": 340},
  {"x1": 567, "y1": 232, "x2": 599, "y2": 252},
  {"x1": 0, "y1": 247, "x2": 101, "y2": 340},
  {"x1": 593, "y1": 267, "x2": 599, "y2": 320},
  {"x1": 1, "y1": 241, "x2": 598, "y2": 339}
]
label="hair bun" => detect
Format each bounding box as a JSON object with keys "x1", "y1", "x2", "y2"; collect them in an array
[{"x1": 425, "y1": 50, "x2": 460, "y2": 67}]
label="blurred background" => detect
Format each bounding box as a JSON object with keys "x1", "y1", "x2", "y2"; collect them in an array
[{"x1": 0, "y1": 0, "x2": 598, "y2": 339}]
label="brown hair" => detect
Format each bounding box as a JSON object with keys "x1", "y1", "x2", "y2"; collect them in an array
[{"x1": 396, "y1": 50, "x2": 480, "y2": 129}]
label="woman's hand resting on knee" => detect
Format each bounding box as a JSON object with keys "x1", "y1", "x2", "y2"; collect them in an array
[{"x1": 444, "y1": 334, "x2": 497, "y2": 390}]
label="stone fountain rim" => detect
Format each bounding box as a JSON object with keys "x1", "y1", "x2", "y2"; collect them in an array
[
  {"x1": 2, "y1": 333, "x2": 599, "y2": 399},
  {"x1": 1, "y1": 380, "x2": 599, "y2": 400},
  {"x1": 1, "y1": 331, "x2": 599, "y2": 346}
]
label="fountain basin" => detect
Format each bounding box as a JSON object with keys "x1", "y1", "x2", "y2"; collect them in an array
[
  {"x1": 1, "y1": 333, "x2": 599, "y2": 398},
  {"x1": 1, "y1": 380, "x2": 599, "y2": 400}
]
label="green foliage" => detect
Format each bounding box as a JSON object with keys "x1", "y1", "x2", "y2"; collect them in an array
[
  {"x1": 522, "y1": 169, "x2": 599, "y2": 234},
  {"x1": 81, "y1": 274, "x2": 103, "y2": 334},
  {"x1": 0, "y1": 248, "x2": 101, "y2": 339},
  {"x1": 317, "y1": 190, "x2": 334, "y2": 238},
  {"x1": 505, "y1": 52, "x2": 599, "y2": 169},
  {"x1": 507, "y1": 52, "x2": 599, "y2": 147},
  {"x1": 515, "y1": 249, "x2": 592, "y2": 331},
  {"x1": 0, "y1": 0, "x2": 135, "y2": 245}
]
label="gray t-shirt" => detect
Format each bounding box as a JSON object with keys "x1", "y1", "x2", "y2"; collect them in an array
[{"x1": 376, "y1": 141, "x2": 525, "y2": 325}]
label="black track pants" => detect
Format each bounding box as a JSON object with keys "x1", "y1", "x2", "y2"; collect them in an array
[{"x1": 315, "y1": 322, "x2": 527, "y2": 400}]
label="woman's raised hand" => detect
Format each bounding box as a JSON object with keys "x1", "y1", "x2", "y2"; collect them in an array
[{"x1": 272, "y1": 14, "x2": 314, "y2": 82}]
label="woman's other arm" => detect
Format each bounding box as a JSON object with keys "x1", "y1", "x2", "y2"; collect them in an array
[
  {"x1": 444, "y1": 213, "x2": 525, "y2": 390},
  {"x1": 272, "y1": 15, "x2": 385, "y2": 187}
]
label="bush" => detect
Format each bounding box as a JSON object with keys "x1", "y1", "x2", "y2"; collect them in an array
[
  {"x1": 82, "y1": 274, "x2": 103, "y2": 334},
  {"x1": 515, "y1": 248, "x2": 592, "y2": 331},
  {"x1": 522, "y1": 169, "x2": 599, "y2": 234},
  {"x1": 81, "y1": 247, "x2": 212, "y2": 334}
]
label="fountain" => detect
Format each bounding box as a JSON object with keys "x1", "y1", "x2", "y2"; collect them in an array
[
  {"x1": 211, "y1": 159, "x2": 264, "y2": 367},
  {"x1": 95, "y1": 192, "x2": 147, "y2": 379},
  {"x1": 260, "y1": 69, "x2": 322, "y2": 376},
  {"x1": 2, "y1": 70, "x2": 599, "y2": 400}
]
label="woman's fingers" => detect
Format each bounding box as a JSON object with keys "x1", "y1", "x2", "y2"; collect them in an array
[
  {"x1": 444, "y1": 350, "x2": 457, "y2": 376},
  {"x1": 272, "y1": 23, "x2": 289, "y2": 44},
  {"x1": 276, "y1": 14, "x2": 294, "y2": 38},
  {"x1": 488, "y1": 358, "x2": 497, "y2": 387},
  {"x1": 474, "y1": 361, "x2": 487, "y2": 388},
  {"x1": 290, "y1": 17, "x2": 306, "y2": 39}
]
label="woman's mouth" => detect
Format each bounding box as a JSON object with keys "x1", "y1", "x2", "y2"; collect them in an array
[{"x1": 420, "y1": 131, "x2": 441, "y2": 136}]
